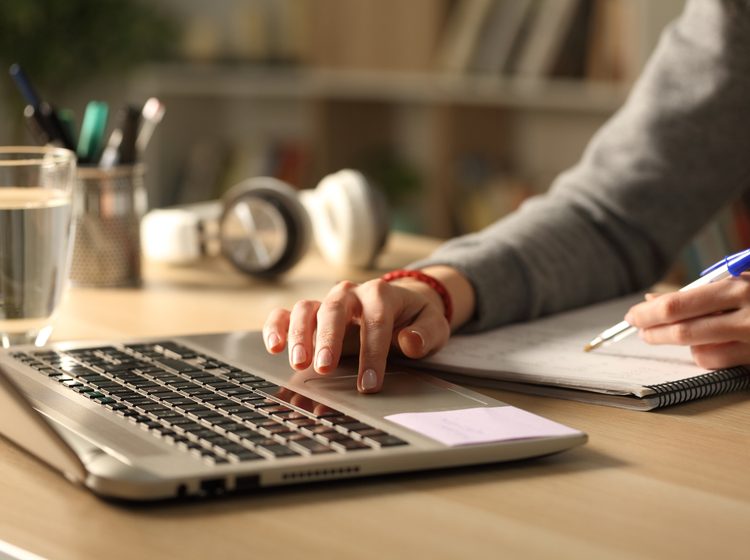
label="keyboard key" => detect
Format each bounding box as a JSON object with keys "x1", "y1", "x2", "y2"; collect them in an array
[
  {"x1": 249, "y1": 381, "x2": 280, "y2": 390},
  {"x1": 154, "y1": 342, "x2": 196, "y2": 359},
  {"x1": 324, "y1": 415, "x2": 359, "y2": 425},
  {"x1": 318, "y1": 431, "x2": 352, "y2": 443},
  {"x1": 314, "y1": 409, "x2": 344, "y2": 418},
  {"x1": 215, "y1": 421, "x2": 244, "y2": 434},
  {"x1": 218, "y1": 387, "x2": 254, "y2": 397},
  {"x1": 137, "y1": 403, "x2": 171, "y2": 414},
  {"x1": 155, "y1": 358, "x2": 200, "y2": 373},
  {"x1": 330, "y1": 438, "x2": 371, "y2": 451},
  {"x1": 202, "y1": 380, "x2": 234, "y2": 389},
  {"x1": 243, "y1": 417, "x2": 277, "y2": 428},
  {"x1": 234, "y1": 410, "x2": 265, "y2": 420},
  {"x1": 73, "y1": 385, "x2": 96, "y2": 394},
  {"x1": 352, "y1": 428, "x2": 388, "y2": 438},
  {"x1": 62, "y1": 380, "x2": 83, "y2": 389},
  {"x1": 173, "y1": 421, "x2": 204, "y2": 433},
  {"x1": 367, "y1": 434, "x2": 409, "y2": 447},
  {"x1": 286, "y1": 417, "x2": 317, "y2": 428},
  {"x1": 304, "y1": 425, "x2": 338, "y2": 436},
  {"x1": 229, "y1": 450, "x2": 263, "y2": 462},
  {"x1": 256, "y1": 443, "x2": 300, "y2": 458},
  {"x1": 238, "y1": 432, "x2": 267, "y2": 444},
  {"x1": 339, "y1": 422, "x2": 374, "y2": 432},
  {"x1": 262, "y1": 405, "x2": 292, "y2": 414},
  {"x1": 237, "y1": 394, "x2": 265, "y2": 403},
  {"x1": 290, "y1": 437, "x2": 336, "y2": 454},
  {"x1": 260, "y1": 424, "x2": 294, "y2": 436}
]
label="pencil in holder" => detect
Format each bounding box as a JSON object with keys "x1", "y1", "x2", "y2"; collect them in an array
[{"x1": 69, "y1": 165, "x2": 147, "y2": 287}]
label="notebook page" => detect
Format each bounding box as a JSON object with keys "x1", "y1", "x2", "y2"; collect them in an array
[{"x1": 416, "y1": 296, "x2": 705, "y2": 397}]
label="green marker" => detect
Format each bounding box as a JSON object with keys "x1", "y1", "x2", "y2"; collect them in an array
[
  {"x1": 57, "y1": 108, "x2": 77, "y2": 147},
  {"x1": 77, "y1": 101, "x2": 109, "y2": 164}
]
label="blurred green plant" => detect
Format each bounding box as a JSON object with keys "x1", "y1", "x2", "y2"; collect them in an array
[{"x1": 0, "y1": 0, "x2": 178, "y2": 99}]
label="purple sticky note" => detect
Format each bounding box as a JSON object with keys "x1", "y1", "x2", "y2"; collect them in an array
[{"x1": 385, "y1": 406, "x2": 582, "y2": 447}]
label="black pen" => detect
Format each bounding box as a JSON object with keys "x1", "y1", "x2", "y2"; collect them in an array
[
  {"x1": 22, "y1": 105, "x2": 52, "y2": 145},
  {"x1": 99, "y1": 106, "x2": 141, "y2": 167},
  {"x1": 8, "y1": 64, "x2": 75, "y2": 150}
]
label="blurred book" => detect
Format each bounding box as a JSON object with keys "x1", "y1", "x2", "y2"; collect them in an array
[
  {"x1": 468, "y1": 0, "x2": 535, "y2": 75},
  {"x1": 436, "y1": 0, "x2": 494, "y2": 73},
  {"x1": 550, "y1": 0, "x2": 594, "y2": 78},
  {"x1": 513, "y1": 0, "x2": 582, "y2": 79},
  {"x1": 429, "y1": 0, "x2": 682, "y2": 83}
]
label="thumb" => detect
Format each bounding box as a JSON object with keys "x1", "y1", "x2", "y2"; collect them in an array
[{"x1": 396, "y1": 306, "x2": 450, "y2": 359}]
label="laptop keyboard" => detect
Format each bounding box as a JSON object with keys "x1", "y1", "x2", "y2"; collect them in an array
[{"x1": 10, "y1": 341, "x2": 408, "y2": 465}]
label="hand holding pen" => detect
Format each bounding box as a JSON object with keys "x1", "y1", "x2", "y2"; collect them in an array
[{"x1": 585, "y1": 249, "x2": 750, "y2": 369}]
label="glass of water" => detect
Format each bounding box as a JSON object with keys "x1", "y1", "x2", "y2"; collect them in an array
[{"x1": 0, "y1": 147, "x2": 76, "y2": 347}]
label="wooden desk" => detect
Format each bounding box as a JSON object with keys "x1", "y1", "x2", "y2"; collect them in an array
[{"x1": 0, "y1": 233, "x2": 747, "y2": 560}]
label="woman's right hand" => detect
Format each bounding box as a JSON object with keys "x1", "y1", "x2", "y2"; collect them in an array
[{"x1": 262, "y1": 266, "x2": 475, "y2": 394}]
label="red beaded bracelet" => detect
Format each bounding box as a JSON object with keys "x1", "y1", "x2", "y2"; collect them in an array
[{"x1": 381, "y1": 269, "x2": 453, "y2": 324}]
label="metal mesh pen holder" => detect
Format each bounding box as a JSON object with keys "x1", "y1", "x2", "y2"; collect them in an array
[{"x1": 70, "y1": 165, "x2": 147, "y2": 287}]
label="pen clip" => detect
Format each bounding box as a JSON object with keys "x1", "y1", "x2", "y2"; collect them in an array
[{"x1": 700, "y1": 248, "x2": 750, "y2": 277}]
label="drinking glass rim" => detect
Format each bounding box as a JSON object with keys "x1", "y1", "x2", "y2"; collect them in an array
[{"x1": 0, "y1": 146, "x2": 75, "y2": 166}]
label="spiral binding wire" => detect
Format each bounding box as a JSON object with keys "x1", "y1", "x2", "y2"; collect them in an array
[{"x1": 645, "y1": 366, "x2": 750, "y2": 408}]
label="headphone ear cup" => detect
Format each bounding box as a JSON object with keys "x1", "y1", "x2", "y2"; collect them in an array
[
  {"x1": 220, "y1": 177, "x2": 311, "y2": 277},
  {"x1": 300, "y1": 169, "x2": 389, "y2": 269},
  {"x1": 141, "y1": 201, "x2": 223, "y2": 264}
]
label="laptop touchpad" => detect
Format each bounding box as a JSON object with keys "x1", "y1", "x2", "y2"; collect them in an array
[{"x1": 302, "y1": 371, "x2": 492, "y2": 416}]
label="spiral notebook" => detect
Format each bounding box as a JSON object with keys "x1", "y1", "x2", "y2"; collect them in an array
[{"x1": 408, "y1": 296, "x2": 750, "y2": 411}]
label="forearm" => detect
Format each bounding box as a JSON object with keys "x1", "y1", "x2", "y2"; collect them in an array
[{"x1": 414, "y1": 0, "x2": 750, "y2": 332}]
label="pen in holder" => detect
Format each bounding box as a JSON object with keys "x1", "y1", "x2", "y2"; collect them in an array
[{"x1": 69, "y1": 165, "x2": 147, "y2": 287}]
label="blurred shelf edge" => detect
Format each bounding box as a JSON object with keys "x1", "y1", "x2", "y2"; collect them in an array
[{"x1": 129, "y1": 62, "x2": 630, "y2": 113}]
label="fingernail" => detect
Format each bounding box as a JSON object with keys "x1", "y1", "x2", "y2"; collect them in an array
[
  {"x1": 315, "y1": 347, "x2": 333, "y2": 370},
  {"x1": 408, "y1": 329, "x2": 425, "y2": 349},
  {"x1": 624, "y1": 313, "x2": 634, "y2": 324},
  {"x1": 361, "y1": 368, "x2": 378, "y2": 391},
  {"x1": 266, "y1": 332, "x2": 280, "y2": 350},
  {"x1": 291, "y1": 344, "x2": 307, "y2": 366}
]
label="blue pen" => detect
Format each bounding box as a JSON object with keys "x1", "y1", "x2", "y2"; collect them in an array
[
  {"x1": 9, "y1": 64, "x2": 75, "y2": 150},
  {"x1": 584, "y1": 248, "x2": 750, "y2": 352}
]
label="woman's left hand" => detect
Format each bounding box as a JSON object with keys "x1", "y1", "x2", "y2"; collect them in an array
[{"x1": 625, "y1": 274, "x2": 750, "y2": 369}]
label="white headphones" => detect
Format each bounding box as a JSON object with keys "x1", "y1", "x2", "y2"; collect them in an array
[{"x1": 141, "y1": 169, "x2": 389, "y2": 278}]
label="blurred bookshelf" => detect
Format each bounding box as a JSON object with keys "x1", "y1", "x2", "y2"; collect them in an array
[{"x1": 127, "y1": 0, "x2": 686, "y2": 238}]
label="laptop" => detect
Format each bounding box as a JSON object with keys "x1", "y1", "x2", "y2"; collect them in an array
[{"x1": 0, "y1": 331, "x2": 587, "y2": 500}]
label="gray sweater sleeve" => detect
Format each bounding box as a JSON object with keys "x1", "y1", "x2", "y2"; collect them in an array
[{"x1": 411, "y1": 0, "x2": 750, "y2": 332}]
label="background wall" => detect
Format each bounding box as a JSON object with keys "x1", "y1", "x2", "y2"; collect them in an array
[{"x1": 0, "y1": 0, "x2": 686, "y2": 239}]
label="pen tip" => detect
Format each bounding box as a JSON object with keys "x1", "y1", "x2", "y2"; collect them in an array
[{"x1": 583, "y1": 337, "x2": 603, "y2": 353}]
